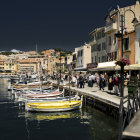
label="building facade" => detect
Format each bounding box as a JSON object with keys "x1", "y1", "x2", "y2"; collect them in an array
[
  {"x1": 90, "y1": 27, "x2": 106, "y2": 63},
  {"x1": 118, "y1": 31, "x2": 135, "y2": 64},
  {"x1": 74, "y1": 43, "x2": 91, "y2": 70},
  {"x1": 135, "y1": 22, "x2": 140, "y2": 64},
  {"x1": 105, "y1": 0, "x2": 140, "y2": 61}
]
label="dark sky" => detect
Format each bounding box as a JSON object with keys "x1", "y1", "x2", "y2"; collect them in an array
[{"x1": 0, "y1": 0, "x2": 136, "y2": 52}]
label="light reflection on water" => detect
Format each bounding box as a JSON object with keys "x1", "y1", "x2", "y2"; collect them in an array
[{"x1": 0, "y1": 78, "x2": 118, "y2": 140}]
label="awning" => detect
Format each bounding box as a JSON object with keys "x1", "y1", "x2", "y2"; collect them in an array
[
  {"x1": 97, "y1": 61, "x2": 116, "y2": 71},
  {"x1": 115, "y1": 64, "x2": 140, "y2": 70},
  {"x1": 74, "y1": 67, "x2": 87, "y2": 71}
]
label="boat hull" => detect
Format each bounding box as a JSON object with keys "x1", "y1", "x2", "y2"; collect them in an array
[{"x1": 25, "y1": 99, "x2": 82, "y2": 112}]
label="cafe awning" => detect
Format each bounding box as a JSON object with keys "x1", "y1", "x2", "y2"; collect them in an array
[
  {"x1": 74, "y1": 67, "x2": 87, "y2": 71},
  {"x1": 97, "y1": 61, "x2": 116, "y2": 71},
  {"x1": 115, "y1": 64, "x2": 140, "y2": 71}
]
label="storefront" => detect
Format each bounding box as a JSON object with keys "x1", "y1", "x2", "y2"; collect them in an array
[{"x1": 87, "y1": 62, "x2": 98, "y2": 72}]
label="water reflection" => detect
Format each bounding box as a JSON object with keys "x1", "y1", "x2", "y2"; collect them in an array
[
  {"x1": 19, "y1": 110, "x2": 83, "y2": 121},
  {"x1": 18, "y1": 107, "x2": 91, "y2": 123}
]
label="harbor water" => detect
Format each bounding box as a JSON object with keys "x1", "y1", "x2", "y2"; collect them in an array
[{"x1": 0, "y1": 78, "x2": 118, "y2": 140}]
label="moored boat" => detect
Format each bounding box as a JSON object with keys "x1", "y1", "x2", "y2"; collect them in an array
[{"x1": 25, "y1": 96, "x2": 83, "y2": 112}]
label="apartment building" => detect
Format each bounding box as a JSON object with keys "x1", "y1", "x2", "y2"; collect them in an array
[
  {"x1": 4, "y1": 59, "x2": 18, "y2": 73},
  {"x1": 105, "y1": 0, "x2": 140, "y2": 61},
  {"x1": 65, "y1": 54, "x2": 73, "y2": 71},
  {"x1": 74, "y1": 43, "x2": 91, "y2": 71},
  {"x1": 118, "y1": 31, "x2": 135, "y2": 64},
  {"x1": 90, "y1": 27, "x2": 106, "y2": 63},
  {"x1": 135, "y1": 22, "x2": 140, "y2": 64},
  {"x1": 0, "y1": 59, "x2": 6, "y2": 72},
  {"x1": 18, "y1": 59, "x2": 40, "y2": 73}
]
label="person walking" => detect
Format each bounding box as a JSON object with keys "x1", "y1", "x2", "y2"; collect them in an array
[
  {"x1": 113, "y1": 75, "x2": 119, "y2": 96},
  {"x1": 79, "y1": 73, "x2": 84, "y2": 88},
  {"x1": 88, "y1": 74, "x2": 92, "y2": 87},
  {"x1": 108, "y1": 76, "x2": 113, "y2": 93},
  {"x1": 96, "y1": 74, "x2": 100, "y2": 87},
  {"x1": 99, "y1": 74, "x2": 104, "y2": 91},
  {"x1": 71, "y1": 75, "x2": 77, "y2": 87}
]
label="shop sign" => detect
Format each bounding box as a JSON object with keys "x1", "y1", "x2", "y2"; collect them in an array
[{"x1": 87, "y1": 62, "x2": 98, "y2": 69}]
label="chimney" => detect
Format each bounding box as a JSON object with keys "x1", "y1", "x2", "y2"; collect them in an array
[{"x1": 135, "y1": 0, "x2": 140, "y2": 5}]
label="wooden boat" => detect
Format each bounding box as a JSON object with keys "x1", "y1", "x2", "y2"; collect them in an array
[
  {"x1": 17, "y1": 90, "x2": 63, "y2": 102},
  {"x1": 18, "y1": 95, "x2": 79, "y2": 107},
  {"x1": 25, "y1": 96, "x2": 83, "y2": 112},
  {"x1": 21, "y1": 94, "x2": 79, "y2": 103}
]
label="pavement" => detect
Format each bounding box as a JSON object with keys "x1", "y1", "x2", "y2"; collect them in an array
[{"x1": 49, "y1": 79, "x2": 129, "y2": 108}]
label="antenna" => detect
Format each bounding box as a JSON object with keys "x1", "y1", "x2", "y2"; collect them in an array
[
  {"x1": 36, "y1": 43, "x2": 39, "y2": 56},
  {"x1": 36, "y1": 43, "x2": 38, "y2": 53}
]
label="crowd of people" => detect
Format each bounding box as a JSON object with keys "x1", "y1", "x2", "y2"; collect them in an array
[
  {"x1": 71, "y1": 72, "x2": 121, "y2": 96},
  {"x1": 48, "y1": 71, "x2": 140, "y2": 96}
]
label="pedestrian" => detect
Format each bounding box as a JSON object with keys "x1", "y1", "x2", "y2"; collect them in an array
[
  {"x1": 108, "y1": 76, "x2": 113, "y2": 93},
  {"x1": 117, "y1": 74, "x2": 121, "y2": 93},
  {"x1": 96, "y1": 74, "x2": 100, "y2": 87},
  {"x1": 113, "y1": 75, "x2": 119, "y2": 95},
  {"x1": 71, "y1": 75, "x2": 77, "y2": 87},
  {"x1": 88, "y1": 74, "x2": 92, "y2": 87},
  {"x1": 79, "y1": 73, "x2": 84, "y2": 88},
  {"x1": 99, "y1": 74, "x2": 104, "y2": 91}
]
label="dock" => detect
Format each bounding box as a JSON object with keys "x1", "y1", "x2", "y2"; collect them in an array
[
  {"x1": 122, "y1": 109, "x2": 140, "y2": 139},
  {"x1": 50, "y1": 80, "x2": 129, "y2": 117}
]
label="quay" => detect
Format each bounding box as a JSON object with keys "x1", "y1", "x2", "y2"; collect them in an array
[
  {"x1": 50, "y1": 80, "x2": 140, "y2": 140},
  {"x1": 122, "y1": 109, "x2": 140, "y2": 140},
  {"x1": 50, "y1": 80, "x2": 128, "y2": 118}
]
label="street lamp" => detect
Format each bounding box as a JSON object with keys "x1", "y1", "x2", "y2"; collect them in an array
[
  {"x1": 115, "y1": 8, "x2": 139, "y2": 140},
  {"x1": 115, "y1": 9, "x2": 138, "y2": 58},
  {"x1": 115, "y1": 9, "x2": 138, "y2": 97}
]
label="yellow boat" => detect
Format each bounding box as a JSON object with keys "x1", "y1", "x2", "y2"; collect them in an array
[{"x1": 25, "y1": 96, "x2": 83, "y2": 112}]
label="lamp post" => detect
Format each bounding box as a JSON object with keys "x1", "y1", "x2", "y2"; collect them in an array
[
  {"x1": 115, "y1": 8, "x2": 138, "y2": 140},
  {"x1": 115, "y1": 9, "x2": 138, "y2": 97}
]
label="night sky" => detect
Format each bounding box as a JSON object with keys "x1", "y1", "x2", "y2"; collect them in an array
[{"x1": 0, "y1": 0, "x2": 136, "y2": 52}]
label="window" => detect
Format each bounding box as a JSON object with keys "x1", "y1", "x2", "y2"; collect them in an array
[
  {"x1": 81, "y1": 60, "x2": 83, "y2": 65},
  {"x1": 123, "y1": 37, "x2": 129, "y2": 51},
  {"x1": 77, "y1": 50, "x2": 83, "y2": 57},
  {"x1": 124, "y1": 54, "x2": 129, "y2": 59},
  {"x1": 98, "y1": 44, "x2": 101, "y2": 51},
  {"x1": 102, "y1": 30, "x2": 105, "y2": 37},
  {"x1": 81, "y1": 50, "x2": 83, "y2": 56},
  {"x1": 108, "y1": 36, "x2": 111, "y2": 46},
  {"x1": 98, "y1": 57, "x2": 100, "y2": 62},
  {"x1": 114, "y1": 34, "x2": 116, "y2": 44},
  {"x1": 92, "y1": 57, "x2": 94, "y2": 63},
  {"x1": 102, "y1": 42, "x2": 106, "y2": 50},
  {"x1": 114, "y1": 52, "x2": 117, "y2": 60},
  {"x1": 102, "y1": 56, "x2": 106, "y2": 62},
  {"x1": 95, "y1": 56, "x2": 97, "y2": 62},
  {"x1": 97, "y1": 32, "x2": 101, "y2": 40}
]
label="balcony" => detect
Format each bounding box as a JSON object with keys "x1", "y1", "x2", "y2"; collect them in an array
[{"x1": 105, "y1": 23, "x2": 117, "y2": 33}]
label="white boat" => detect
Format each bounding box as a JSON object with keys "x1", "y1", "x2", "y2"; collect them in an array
[
  {"x1": 27, "y1": 81, "x2": 48, "y2": 86},
  {"x1": 25, "y1": 96, "x2": 83, "y2": 112}
]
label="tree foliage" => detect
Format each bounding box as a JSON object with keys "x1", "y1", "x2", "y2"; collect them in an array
[{"x1": 0, "y1": 52, "x2": 17, "y2": 55}]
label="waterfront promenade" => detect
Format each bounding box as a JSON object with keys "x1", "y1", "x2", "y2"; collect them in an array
[
  {"x1": 122, "y1": 109, "x2": 140, "y2": 139},
  {"x1": 50, "y1": 80, "x2": 128, "y2": 109},
  {"x1": 50, "y1": 80, "x2": 140, "y2": 140}
]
